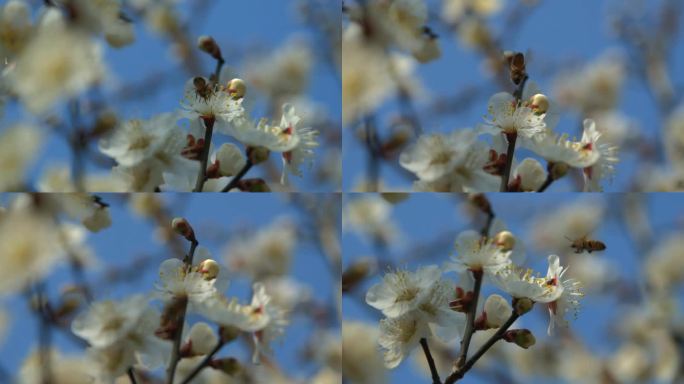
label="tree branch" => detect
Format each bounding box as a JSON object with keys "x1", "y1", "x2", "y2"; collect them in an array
[
  {"x1": 420, "y1": 338, "x2": 442, "y2": 384},
  {"x1": 455, "y1": 270, "x2": 483, "y2": 369},
  {"x1": 178, "y1": 340, "x2": 225, "y2": 384},
  {"x1": 193, "y1": 118, "x2": 215, "y2": 192},
  {"x1": 221, "y1": 159, "x2": 254, "y2": 192}
]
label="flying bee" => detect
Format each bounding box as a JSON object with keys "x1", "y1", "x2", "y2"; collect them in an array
[
  {"x1": 566, "y1": 235, "x2": 606, "y2": 254},
  {"x1": 503, "y1": 51, "x2": 527, "y2": 85},
  {"x1": 192, "y1": 76, "x2": 214, "y2": 100}
]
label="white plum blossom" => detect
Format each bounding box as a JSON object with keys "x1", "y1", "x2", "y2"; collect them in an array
[
  {"x1": 71, "y1": 295, "x2": 169, "y2": 379},
  {"x1": 249, "y1": 282, "x2": 289, "y2": 364},
  {"x1": 579, "y1": 118, "x2": 619, "y2": 191},
  {"x1": 154, "y1": 248, "x2": 229, "y2": 310},
  {"x1": 366, "y1": 266, "x2": 442, "y2": 318},
  {"x1": 0, "y1": 124, "x2": 43, "y2": 190},
  {"x1": 479, "y1": 92, "x2": 547, "y2": 139},
  {"x1": 445, "y1": 230, "x2": 512, "y2": 276},
  {"x1": 377, "y1": 312, "x2": 430, "y2": 369},
  {"x1": 495, "y1": 255, "x2": 583, "y2": 335}
]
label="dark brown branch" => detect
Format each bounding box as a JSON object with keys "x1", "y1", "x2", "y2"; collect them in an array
[
  {"x1": 178, "y1": 341, "x2": 225, "y2": 384},
  {"x1": 420, "y1": 338, "x2": 442, "y2": 384},
  {"x1": 455, "y1": 270, "x2": 483, "y2": 369},
  {"x1": 221, "y1": 159, "x2": 254, "y2": 192}
]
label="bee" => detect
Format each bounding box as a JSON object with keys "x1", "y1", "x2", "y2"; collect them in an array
[
  {"x1": 192, "y1": 76, "x2": 214, "y2": 100},
  {"x1": 503, "y1": 51, "x2": 527, "y2": 85},
  {"x1": 566, "y1": 235, "x2": 606, "y2": 254}
]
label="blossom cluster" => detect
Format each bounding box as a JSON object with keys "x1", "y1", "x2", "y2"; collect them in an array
[{"x1": 365, "y1": 224, "x2": 584, "y2": 373}]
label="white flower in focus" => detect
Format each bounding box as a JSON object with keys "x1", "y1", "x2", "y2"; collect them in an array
[
  {"x1": 526, "y1": 132, "x2": 600, "y2": 170},
  {"x1": 222, "y1": 217, "x2": 296, "y2": 280},
  {"x1": 377, "y1": 312, "x2": 429, "y2": 368},
  {"x1": 249, "y1": 282, "x2": 289, "y2": 364},
  {"x1": 99, "y1": 113, "x2": 179, "y2": 167},
  {"x1": 579, "y1": 119, "x2": 618, "y2": 191},
  {"x1": 277, "y1": 104, "x2": 319, "y2": 184},
  {"x1": 479, "y1": 92, "x2": 547, "y2": 139},
  {"x1": 0, "y1": 124, "x2": 43, "y2": 190},
  {"x1": 445, "y1": 230, "x2": 512, "y2": 276},
  {"x1": 0, "y1": 209, "x2": 64, "y2": 294},
  {"x1": 366, "y1": 266, "x2": 441, "y2": 318},
  {"x1": 155, "y1": 248, "x2": 229, "y2": 310},
  {"x1": 72, "y1": 296, "x2": 169, "y2": 379},
  {"x1": 8, "y1": 26, "x2": 105, "y2": 114},
  {"x1": 180, "y1": 77, "x2": 245, "y2": 133},
  {"x1": 399, "y1": 129, "x2": 475, "y2": 182}
]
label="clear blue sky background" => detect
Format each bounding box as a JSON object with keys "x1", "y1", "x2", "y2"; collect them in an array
[
  {"x1": 343, "y1": 0, "x2": 684, "y2": 191},
  {"x1": 1, "y1": 0, "x2": 341, "y2": 191},
  {"x1": 0, "y1": 193, "x2": 339, "y2": 380},
  {"x1": 342, "y1": 192, "x2": 684, "y2": 383}
]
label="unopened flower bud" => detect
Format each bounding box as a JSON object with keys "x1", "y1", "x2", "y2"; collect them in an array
[
  {"x1": 197, "y1": 35, "x2": 222, "y2": 60},
  {"x1": 216, "y1": 143, "x2": 246, "y2": 176},
  {"x1": 226, "y1": 78, "x2": 246, "y2": 100},
  {"x1": 413, "y1": 35, "x2": 441, "y2": 63},
  {"x1": 503, "y1": 329, "x2": 536, "y2": 349},
  {"x1": 342, "y1": 259, "x2": 373, "y2": 292},
  {"x1": 529, "y1": 94, "x2": 549, "y2": 114},
  {"x1": 197, "y1": 259, "x2": 220, "y2": 280},
  {"x1": 188, "y1": 322, "x2": 218, "y2": 355},
  {"x1": 469, "y1": 194, "x2": 493, "y2": 215},
  {"x1": 171, "y1": 217, "x2": 196, "y2": 242},
  {"x1": 238, "y1": 178, "x2": 271, "y2": 192},
  {"x1": 483, "y1": 294, "x2": 512, "y2": 328},
  {"x1": 219, "y1": 325, "x2": 241, "y2": 343},
  {"x1": 380, "y1": 193, "x2": 410, "y2": 204},
  {"x1": 92, "y1": 111, "x2": 118, "y2": 137},
  {"x1": 549, "y1": 162, "x2": 569, "y2": 180},
  {"x1": 83, "y1": 208, "x2": 111, "y2": 233},
  {"x1": 513, "y1": 297, "x2": 534, "y2": 315},
  {"x1": 210, "y1": 357, "x2": 241, "y2": 375},
  {"x1": 492, "y1": 231, "x2": 515, "y2": 252},
  {"x1": 246, "y1": 146, "x2": 270, "y2": 165}
]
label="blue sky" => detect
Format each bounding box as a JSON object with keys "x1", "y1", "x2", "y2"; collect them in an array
[
  {"x1": 342, "y1": 192, "x2": 684, "y2": 383},
  {"x1": 1, "y1": 0, "x2": 340, "y2": 191},
  {"x1": 342, "y1": 0, "x2": 684, "y2": 191},
  {"x1": 0, "y1": 193, "x2": 339, "y2": 380}
]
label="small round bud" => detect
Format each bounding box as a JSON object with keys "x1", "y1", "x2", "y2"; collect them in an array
[
  {"x1": 342, "y1": 259, "x2": 373, "y2": 292},
  {"x1": 483, "y1": 294, "x2": 512, "y2": 328},
  {"x1": 413, "y1": 36, "x2": 441, "y2": 63},
  {"x1": 219, "y1": 325, "x2": 241, "y2": 343},
  {"x1": 83, "y1": 208, "x2": 111, "y2": 233},
  {"x1": 380, "y1": 193, "x2": 410, "y2": 204},
  {"x1": 504, "y1": 329, "x2": 536, "y2": 349},
  {"x1": 197, "y1": 259, "x2": 220, "y2": 280},
  {"x1": 513, "y1": 297, "x2": 534, "y2": 315},
  {"x1": 210, "y1": 357, "x2": 241, "y2": 375},
  {"x1": 188, "y1": 322, "x2": 218, "y2": 355},
  {"x1": 492, "y1": 231, "x2": 515, "y2": 252},
  {"x1": 529, "y1": 94, "x2": 549, "y2": 114},
  {"x1": 549, "y1": 162, "x2": 569, "y2": 180},
  {"x1": 92, "y1": 110, "x2": 118, "y2": 137},
  {"x1": 226, "y1": 78, "x2": 246, "y2": 100},
  {"x1": 246, "y1": 146, "x2": 270, "y2": 165},
  {"x1": 216, "y1": 143, "x2": 246, "y2": 177},
  {"x1": 197, "y1": 35, "x2": 222, "y2": 60},
  {"x1": 171, "y1": 217, "x2": 196, "y2": 242}
]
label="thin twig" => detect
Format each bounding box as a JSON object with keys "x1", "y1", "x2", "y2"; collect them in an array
[
  {"x1": 420, "y1": 338, "x2": 442, "y2": 384},
  {"x1": 455, "y1": 270, "x2": 483, "y2": 369},
  {"x1": 499, "y1": 132, "x2": 517, "y2": 192},
  {"x1": 165, "y1": 239, "x2": 200, "y2": 384},
  {"x1": 536, "y1": 174, "x2": 554, "y2": 192},
  {"x1": 127, "y1": 368, "x2": 139, "y2": 384},
  {"x1": 193, "y1": 118, "x2": 215, "y2": 192},
  {"x1": 178, "y1": 341, "x2": 225, "y2": 384},
  {"x1": 445, "y1": 312, "x2": 520, "y2": 383},
  {"x1": 221, "y1": 159, "x2": 254, "y2": 192}
]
